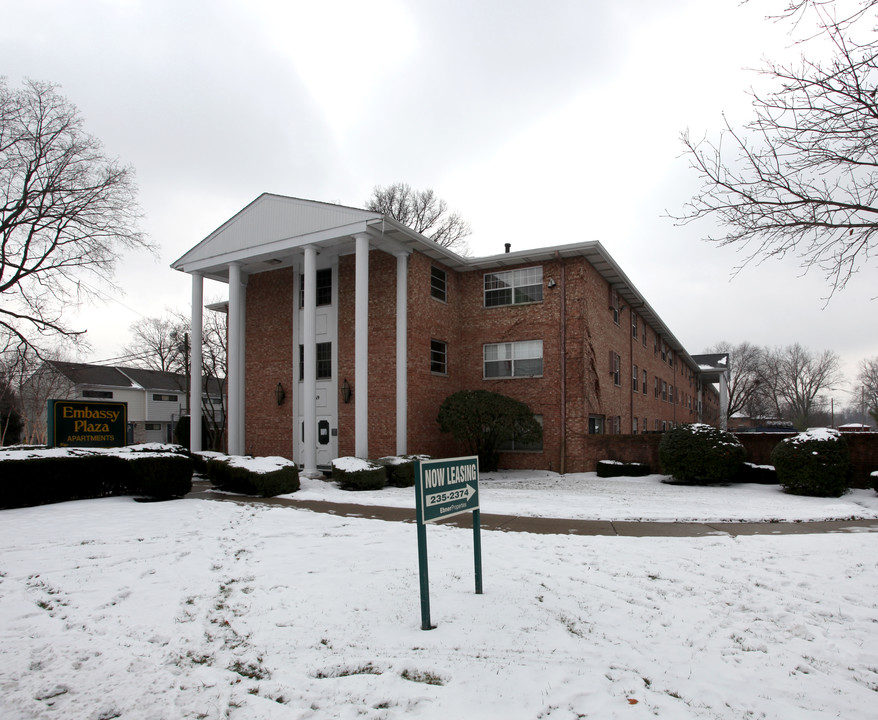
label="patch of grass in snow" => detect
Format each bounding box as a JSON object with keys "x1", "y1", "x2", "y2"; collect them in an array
[
  {"x1": 229, "y1": 658, "x2": 269, "y2": 680},
  {"x1": 313, "y1": 662, "x2": 383, "y2": 679},
  {"x1": 401, "y1": 668, "x2": 445, "y2": 686}
]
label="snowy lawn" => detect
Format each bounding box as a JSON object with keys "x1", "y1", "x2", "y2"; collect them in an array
[
  {"x1": 1, "y1": 474, "x2": 877, "y2": 719},
  {"x1": 293, "y1": 470, "x2": 878, "y2": 522}
]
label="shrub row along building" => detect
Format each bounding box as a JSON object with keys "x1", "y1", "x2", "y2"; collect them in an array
[{"x1": 172, "y1": 194, "x2": 723, "y2": 475}]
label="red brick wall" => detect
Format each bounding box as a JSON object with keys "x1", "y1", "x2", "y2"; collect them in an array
[
  {"x1": 240, "y1": 247, "x2": 721, "y2": 473},
  {"x1": 244, "y1": 268, "x2": 294, "y2": 458}
]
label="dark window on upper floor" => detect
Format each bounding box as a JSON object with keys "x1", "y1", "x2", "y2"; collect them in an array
[{"x1": 430, "y1": 266, "x2": 447, "y2": 302}]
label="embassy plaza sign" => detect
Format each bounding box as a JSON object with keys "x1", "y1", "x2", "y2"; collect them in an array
[{"x1": 47, "y1": 399, "x2": 128, "y2": 448}]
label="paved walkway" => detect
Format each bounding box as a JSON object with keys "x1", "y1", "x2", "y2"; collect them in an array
[{"x1": 186, "y1": 481, "x2": 878, "y2": 537}]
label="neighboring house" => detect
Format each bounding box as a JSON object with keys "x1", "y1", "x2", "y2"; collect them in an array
[
  {"x1": 172, "y1": 193, "x2": 721, "y2": 474},
  {"x1": 21, "y1": 362, "x2": 224, "y2": 445}
]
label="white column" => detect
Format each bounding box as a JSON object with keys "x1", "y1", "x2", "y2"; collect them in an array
[
  {"x1": 302, "y1": 246, "x2": 318, "y2": 475},
  {"x1": 355, "y1": 233, "x2": 369, "y2": 458},
  {"x1": 396, "y1": 252, "x2": 408, "y2": 455},
  {"x1": 228, "y1": 262, "x2": 243, "y2": 455},
  {"x1": 238, "y1": 277, "x2": 247, "y2": 452},
  {"x1": 190, "y1": 272, "x2": 203, "y2": 452},
  {"x1": 719, "y1": 371, "x2": 729, "y2": 431}
]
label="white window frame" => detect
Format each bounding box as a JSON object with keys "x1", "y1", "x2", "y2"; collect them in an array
[
  {"x1": 484, "y1": 266, "x2": 543, "y2": 307},
  {"x1": 484, "y1": 340, "x2": 543, "y2": 378}
]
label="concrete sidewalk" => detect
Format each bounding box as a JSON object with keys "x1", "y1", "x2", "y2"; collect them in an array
[{"x1": 186, "y1": 481, "x2": 878, "y2": 537}]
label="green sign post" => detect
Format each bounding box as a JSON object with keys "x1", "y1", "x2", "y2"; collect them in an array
[
  {"x1": 415, "y1": 456, "x2": 483, "y2": 631},
  {"x1": 47, "y1": 399, "x2": 128, "y2": 448}
]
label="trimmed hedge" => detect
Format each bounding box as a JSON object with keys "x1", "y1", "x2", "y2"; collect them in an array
[
  {"x1": 771, "y1": 428, "x2": 851, "y2": 497},
  {"x1": 206, "y1": 456, "x2": 300, "y2": 497},
  {"x1": 332, "y1": 457, "x2": 387, "y2": 491},
  {"x1": 126, "y1": 454, "x2": 193, "y2": 499},
  {"x1": 377, "y1": 455, "x2": 430, "y2": 487},
  {"x1": 0, "y1": 446, "x2": 193, "y2": 509},
  {"x1": 596, "y1": 460, "x2": 651, "y2": 478},
  {"x1": 659, "y1": 423, "x2": 746, "y2": 484}
]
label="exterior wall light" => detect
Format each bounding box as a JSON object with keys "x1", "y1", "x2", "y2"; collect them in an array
[
  {"x1": 275, "y1": 382, "x2": 285, "y2": 406},
  {"x1": 342, "y1": 378, "x2": 352, "y2": 404}
]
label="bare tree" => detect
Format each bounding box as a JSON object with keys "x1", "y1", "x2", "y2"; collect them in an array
[
  {"x1": 760, "y1": 343, "x2": 843, "y2": 429},
  {"x1": 366, "y1": 182, "x2": 471, "y2": 252},
  {"x1": 854, "y1": 355, "x2": 878, "y2": 425},
  {"x1": 0, "y1": 78, "x2": 150, "y2": 353},
  {"x1": 707, "y1": 340, "x2": 766, "y2": 423},
  {"x1": 121, "y1": 316, "x2": 186, "y2": 372},
  {"x1": 124, "y1": 307, "x2": 228, "y2": 449},
  {"x1": 4, "y1": 345, "x2": 76, "y2": 444},
  {"x1": 675, "y1": 1, "x2": 878, "y2": 297}
]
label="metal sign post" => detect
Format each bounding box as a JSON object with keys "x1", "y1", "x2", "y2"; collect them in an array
[{"x1": 415, "y1": 456, "x2": 482, "y2": 631}]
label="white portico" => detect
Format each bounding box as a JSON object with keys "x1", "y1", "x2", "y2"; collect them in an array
[{"x1": 171, "y1": 193, "x2": 459, "y2": 473}]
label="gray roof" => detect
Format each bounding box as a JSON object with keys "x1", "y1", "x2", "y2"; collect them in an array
[
  {"x1": 48, "y1": 361, "x2": 134, "y2": 388},
  {"x1": 46, "y1": 362, "x2": 224, "y2": 396}
]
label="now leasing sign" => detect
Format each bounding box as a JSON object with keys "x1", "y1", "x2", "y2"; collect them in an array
[
  {"x1": 47, "y1": 399, "x2": 128, "y2": 448},
  {"x1": 418, "y1": 456, "x2": 480, "y2": 523},
  {"x1": 415, "y1": 456, "x2": 483, "y2": 630}
]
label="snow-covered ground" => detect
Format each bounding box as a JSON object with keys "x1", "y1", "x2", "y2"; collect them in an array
[
  {"x1": 1, "y1": 471, "x2": 878, "y2": 719},
  {"x1": 293, "y1": 469, "x2": 878, "y2": 522}
]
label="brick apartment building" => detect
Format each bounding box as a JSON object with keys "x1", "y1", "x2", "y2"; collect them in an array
[{"x1": 173, "y1": 194, "x2": 722, "y2": 475}]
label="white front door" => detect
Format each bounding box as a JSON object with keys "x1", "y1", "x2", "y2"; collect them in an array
[{"x1": 296, "y1": 264, "x2": 338, "y2": 469}]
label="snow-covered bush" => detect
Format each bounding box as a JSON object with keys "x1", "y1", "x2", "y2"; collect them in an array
[
  {"x1": 771, "y1": 428, "x2": 851, "y2": 497},
  {"x1": 596, "y1": 460, "x2": 651, "y2": 478},
  {"x1": 0, "y1": 445, "x2": 192, "y2": 508},
  {"x1": 659, "y1": 423, "x2": 746, "y2": 484},
  {"x1": 207, "y1": 455, "x2": 299, "y2": 497},
  {"x1": 331, "y1": 457, "x2": 386, "y2": 491},
  {"x1": 125, "y1": 454, "x2": 193, "y2": 499},
  {"x1": 377, "y1": 454, "x2": 430, "y2": 487}
]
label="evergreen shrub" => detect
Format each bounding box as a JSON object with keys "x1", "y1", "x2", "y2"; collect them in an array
[
  {"x1": 732, "y1": 462, "x2": 778, "y2": 485},
  {"x1": 659, "y1": 423, "x2": 746, "y2": 484},
  {"x1": 127, "y1": 454, "x2": 193, "y2": 499},
  {"x1": 771, "y1": 428, "x2": 851, "y2": 497},
  {"x1": 596, "y1": 460, "x2": 651, "y2": 478},
  {"x1": 206, "y1": 456, "x2": 299, "y2": 497},
  {"x1": 332, "y1": 457, "x2": 386, "y2": 491},
  {"x1": 377, "y1": 455, "x2": 430, "y2": 487}
]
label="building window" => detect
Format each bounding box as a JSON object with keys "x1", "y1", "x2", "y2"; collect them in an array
[
  {"x1": 298, "y1": 342, "x2": 332, "y2": 380},
  {"x1": 654, "y1": 377, "x2": 659, "y2": 398},
  {"x1": 144, "y1": 422, "x2": 162, "y2": 431},
  {"x1": 669, "y1": 384, "x2": 675, "y2": 404},
  {"x1": 642, "y1": 321, "x2": 647, "y2": 346},
  {"x1": 299, "y1": 268, "x2": 333, "y2": 307},
  {"x1": 662, "y1": 381, "x2": 668, "y2": 402},
  {"x1": 588, "y1": 415, "x2": 605, "y2": 434},
  {"x1": 82, "y1": 390, "x2": 113, "y2": 399},
  {"x1": 153, "y1": 394, "x2": 178, "y2": 402},
  {"x1": 499, "y1": 415, "x2": 543, "y2": 451},
  {"x1": 430, "y1": 266, "x2": 447, "y2": 302},
  {"x1": 631, "y1": 313, "x2": 638, "y2": 339},
  {"x1": 484, "y1": 340, "x2": 543, "y2": 378},
  {"x1": 642, "y1": 370, "x2": 648, "y2": 395},
  {"x1": 668, "y1": 349, "x2": 674, "y2": 367},
  {"x1": 632, "y1": 363, "x2": 638, "y2": 392},
  {"x1": 609, "y1": 351, "x2": 621, "y2": 386},
  {"x1": 608, "y1": 287, "x2": 620, "y2": 325},
  {"x1": 484, "y1": 267, "x2": 543, "y2": 307},
  {"x1": 430, "y1": 339, "x2": 447, "y2": 374},
  {"x1": 632, "y1": 417, "x2": 638, "y2": 434}
]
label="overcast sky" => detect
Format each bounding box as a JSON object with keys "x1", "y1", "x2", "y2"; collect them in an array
[{"x1": 2, "y1": 0, "x2": 874, "y2": 406}]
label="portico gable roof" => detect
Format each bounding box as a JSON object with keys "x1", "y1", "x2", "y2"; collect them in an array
[{"x1": 171, "y1": 193, "x2": 462, "y2": 282}]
